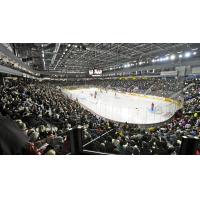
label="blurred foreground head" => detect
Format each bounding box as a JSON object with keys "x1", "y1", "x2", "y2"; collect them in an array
[{"x1": 0, "y1": 115, "x2": 30, "y2": 155}]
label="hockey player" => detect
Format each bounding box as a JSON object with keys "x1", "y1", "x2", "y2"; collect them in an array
[
  {"x1": 94, "y1": 91, "x2": 97, "y2": 99},
  {"x1": 151, "y1": 102, "x2": 154, "y2": 111}
]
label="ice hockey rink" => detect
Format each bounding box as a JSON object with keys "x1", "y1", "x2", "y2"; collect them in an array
[{"x1": 63, "y1": 87, "x2": 182, "y2": 124}]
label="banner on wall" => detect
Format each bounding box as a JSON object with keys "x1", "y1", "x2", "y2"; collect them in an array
[{"x1": 161, "y1": 71, "x2": 178, "y2": 76}]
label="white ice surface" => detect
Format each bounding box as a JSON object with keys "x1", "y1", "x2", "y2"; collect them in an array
[{"x1": 63, "y1": 87, "x2": 180, "y2": 124}]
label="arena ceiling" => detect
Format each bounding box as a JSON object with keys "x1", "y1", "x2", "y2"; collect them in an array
[{"x1": 10, "y1": 43, "x2": 200, "y2": 73}]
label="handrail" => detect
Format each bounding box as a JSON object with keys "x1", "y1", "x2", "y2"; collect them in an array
[
  {"x1": 82, "y1": 149, "x2": 112, "y2": 155},
  {"x1": 67, "y1": 149, "x2": 112, "y2": 155},
  {"x1": 170, "y1": 83, "x2": 195, "y2": 99},
  {"x1": 83, "y1": 129, "x2": 114, "y2": 148},
  {"x1": 144, "y1": 84, "x2": 154, "y2": 95}
]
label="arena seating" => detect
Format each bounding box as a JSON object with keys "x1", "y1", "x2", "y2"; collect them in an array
[
  {"x1": 0, "y1": 78, "x2": 200, "y2": 154},
  {"x1": 63, "y1": 77, "x2": 184, "y2": 97}
]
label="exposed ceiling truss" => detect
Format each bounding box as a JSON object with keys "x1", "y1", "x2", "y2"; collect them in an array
[{"x1": 9, "y1": 43, "x2": 200, "y2": 73}]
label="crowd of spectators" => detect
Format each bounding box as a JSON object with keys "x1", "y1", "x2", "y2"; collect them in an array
[
  {"x1": 64, "y1": 77, "x2": 184, "y2": 98},
  {"x1": 84, "y1": 78, "x2": 200, "y2": 155},
  {"x1": 0, "y1": 77, "x2": 200, "y2": 155},
  {"x1": 0, "y1": 79, "x2": 113, "y2": 154}
]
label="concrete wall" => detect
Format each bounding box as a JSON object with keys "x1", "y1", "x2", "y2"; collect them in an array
[
  {"x1": 103, "y1": 57, "x2": 200, "y2": 77},
  {"x1": 192, "y1": 66, "x2": 200, "y2": 74},
  {"x1": 0, "y1": 64, "x2": 23, "y2": 76}
]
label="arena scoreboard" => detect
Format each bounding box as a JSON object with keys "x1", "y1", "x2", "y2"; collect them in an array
[{"x1": 89, "y1": 69, "x2": 102, "y2": 76}]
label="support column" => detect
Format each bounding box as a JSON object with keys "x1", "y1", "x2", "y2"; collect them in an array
[
  {"x1": 70, "y1": 125, "x2": 83, "y2": 155},
  {"x1": 179, "y1": 136, "x2": 199, "y2": 155}
]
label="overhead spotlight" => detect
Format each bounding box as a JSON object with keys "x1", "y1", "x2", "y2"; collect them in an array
[
  {"x1": 185, "y1": 52, "x2": 191, "y2": 58},
  {"x1": 179, "y1": 54, "x2": 183, "y2": 58},
  {"x1": 192, "y1": 48, "x2": 198, "y2": 51},
  {"x1": 165, "y1": 56, "x2": 169, "y2": 61},
  {"x1": 170, "y1": 54, "x2": 176, "y2": 60},
  {"x1": 193, "y1": 51, "x2": 197, "y2": 55},
  {"x1": 152, "y1": 59, "x2": 155, "y2": 63},
  {"x1": 68, "y1": 44, "x2": 71, "y2": 47}
]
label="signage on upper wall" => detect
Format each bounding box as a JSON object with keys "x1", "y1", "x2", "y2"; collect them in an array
[
  {"x1": 161, "y1": 71, "x2": 178, "y2": 76},
  {"x1": 89, "y1": 69, "x2": 102, "y2": 76}
]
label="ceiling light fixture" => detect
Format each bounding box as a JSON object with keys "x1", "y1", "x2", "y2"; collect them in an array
[
  {"x1": 170, "y1": 54, "x2": 176, "y2": 60},
  {"x1": 165, "y1": 56, "x2": 169, "y2": 61},
  {"x1": 185, "y1": 52, "x2": 191, "y2": 58}
]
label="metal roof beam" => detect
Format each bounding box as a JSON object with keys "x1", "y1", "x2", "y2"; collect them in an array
[{"x1": 50, "y1": 43, "x2": 60, "y2": 67}]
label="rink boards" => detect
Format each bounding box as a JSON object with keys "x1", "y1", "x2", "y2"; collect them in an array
[{"x1": 63, "y1": 87, "x2": 182, "y2": 125}]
